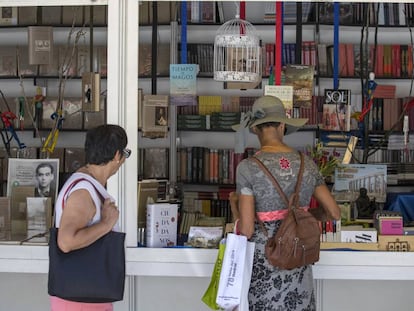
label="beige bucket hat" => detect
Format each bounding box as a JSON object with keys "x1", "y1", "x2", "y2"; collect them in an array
[{"x1": 232, "y1": 95, "x2": 308, "y2": 135}]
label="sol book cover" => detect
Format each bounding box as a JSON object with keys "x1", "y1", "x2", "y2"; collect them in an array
[{"x1": 322, "y1": 89, "x2": 351, "y2": 132}]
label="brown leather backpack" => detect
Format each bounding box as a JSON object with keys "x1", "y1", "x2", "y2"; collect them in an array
[{"x1": 252, "y1": 153, "x2": 321, "y2": 270}]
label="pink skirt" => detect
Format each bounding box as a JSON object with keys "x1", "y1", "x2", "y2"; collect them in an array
[{"x1": 50, "y1": 296, "x2": 113, "y2": 311}]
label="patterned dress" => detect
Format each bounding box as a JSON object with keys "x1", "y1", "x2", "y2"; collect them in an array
[{"x1": 236, "y1": 151, "x2": 324, "y2": 311}]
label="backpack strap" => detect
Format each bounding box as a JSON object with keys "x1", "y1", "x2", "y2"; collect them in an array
[
  {"x1": 251, "y1": 152, "x2": 305, "y2": 237},
  {"x1": 251, "y1": 152, "x2": 304, "y2": 210}
]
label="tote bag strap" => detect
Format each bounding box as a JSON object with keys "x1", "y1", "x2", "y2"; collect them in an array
[
  {"x1": 54, "y1": 178, "x2": 104, "y2": 227},
  {"x1": 62, "y1": 178, "x2": 104, "y2": 209},
  {"x1": 251, "y1": 152, "x2": 305, "y2": 237}
]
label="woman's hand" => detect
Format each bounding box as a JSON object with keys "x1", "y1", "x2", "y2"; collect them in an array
[{"x1": 101, "y1": 198, "x2": 119, "y2": 230}]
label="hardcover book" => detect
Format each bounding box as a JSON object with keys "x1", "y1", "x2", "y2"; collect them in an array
[
  {"x1": 146, "y1": 203, "x2": 178, "y2": 248},
  {"x1": 28, "y1": 26, "x2": 53, "y2": 65},
  {"x1": 284, "y1": 64, "x2": 314, "y2": 108},
  {"x1": 264, "y1": 85, "x2": 294, "y2": 118},
  {"x1": 142, "y1": 95, "x2": 169, "y2": 137},
  {"x1": 137, "y1": 180, "x2": 159, "y2": 230},
  {"x1": 333, "y1": 164, "x2": 387, "y2": 203},
  {"x1": 77, "y1": 46, "x2": 90, "y2": 76},
  {"x1": 138, "y1": 43, "x2": 170, "y2": 77},
  {"x1": 321, "y1": 89, "x2": 351, "y2": 132},
  {"x1": 10, "y1": 186, "x2": 34, "y2": 240},
  {"x1": 143, "y1": 148, "x2": 169, "y2": 179},
  {"x1": 26, "y1": 197, "x2": 52, "y2": 243},
  {"x1": 82, "y1": 72, "x2": 101, "y2": 112},
  {"x1": 170, "y1": 64, "x2": 198, "y2": 106}
]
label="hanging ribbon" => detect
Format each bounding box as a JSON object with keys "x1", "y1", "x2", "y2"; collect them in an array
[
  {"x1": 240, "y1": 1, "x2": 245, "y2": 20},
  {"x1": 181, "y1": 1, "x2": 187, "y2": 64},
  {"x1": 333, "y1": 2, "x2": 339, "y2": 90},
  {"x1": 275, "y1": 2, "x2": 283, "y2": 85}
]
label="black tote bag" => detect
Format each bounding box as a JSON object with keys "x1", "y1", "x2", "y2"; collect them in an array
[{"x1": 48, "y1": 227, "x2": 126, "y2": 303}]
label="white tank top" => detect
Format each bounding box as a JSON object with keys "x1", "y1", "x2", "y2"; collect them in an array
[{"x1": 54, "y1": 172, "x2": 118, "y2": 231}]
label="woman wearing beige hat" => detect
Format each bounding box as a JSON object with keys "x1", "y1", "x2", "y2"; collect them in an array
[{"x1": 230, "y1": 95, "x2": 340, "y2": 311}]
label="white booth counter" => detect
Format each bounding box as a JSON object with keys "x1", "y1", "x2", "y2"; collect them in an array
[
  {"x1": 2, "y1": 246, "x2": 414, "y2": 311},
  {"x1": 2, "y1": 245, "x2": 414, "y2": 280}
]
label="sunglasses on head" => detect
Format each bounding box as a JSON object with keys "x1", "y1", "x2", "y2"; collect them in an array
[{"x1": 123, "y1": 148, "x2": 131, "y2": 159}]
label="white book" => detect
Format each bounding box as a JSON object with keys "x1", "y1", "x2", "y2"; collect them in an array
[{"x1": 146, "y1": 203, "x2": 178, "y2": 248}]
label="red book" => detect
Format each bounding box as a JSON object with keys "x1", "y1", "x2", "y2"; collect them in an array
[
  {"x1": 392, "y1": 44, "x2": 401, "y2": 77},
  {"x1": 375, "y1": 44, "x2": 384, "y2": 77},
  {"x1": 339, "y1": 43, "x2": 347, "y2": 76},
  {"x1": 346, "y1": 43, "x2": 355, "y2": 77}
]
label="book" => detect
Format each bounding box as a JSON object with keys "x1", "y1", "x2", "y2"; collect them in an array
[
  {"x1": 284, "y1": 64, "x2": 314, "y2": 108},
  {"x1": 82, "y1": 72, "x2": 101, "y2": 112},
  {"x1": 138, "y1": 1, "x2": 150, "y2": 25},
  {"x1": 96, "y1": 46, "x2": 107, "y2": 77},
  {"x1": 77, "y1": 46, "x2": 90, "y2": 76},
  {"x1": 137, "y1": 180, "x2": 159, "y2": 230},
  {"x1": 321, "y1": 89, "x2": 351, "y2": 132},
  {"x1": 146, "y1": 203, "x2": 178, "y2": 248},
  {"x1": 84, "y1": 5, "x2": 107, "y2": 26},
  {"x1": 83, "y1": 97, "x2": 106, "y2": 130},
  {"x1": 62, "y1": 6, "x2": 84, "y2": 26},
  {"x1": 142, "y1": 148, "x2": 169, "y2": 179},
  {"x1": 28, "y1": 26, "x2": 54, "y2": 65},
  {"x1": 170, "y1": 64, "x2": 198, "y2": 106},
  {"x1": 18, "y1": 7, "x2": 37, "y2": 25},
  {"x1": 17, "y1": 46, "x2": 37, "y2": 76},
  {"x1": 142, "y1": 95, "x2": 169, "y2": 137},
  {"x1": 319, "y1": 3, "x2": 353, "y2": 24},
  {"x1": 41, "y1": 6, "x2": 61, "y2": 25},
  {"x1": 0, "y1": 7, "x2": 17, "y2": 25},
  {"x1": 10, "y1": 186, "x2": 34, "y2": 240},
  {"x1": 264, "y1": 85, "x2": 294, "y2": 118},
  {"x1": 0, "y1": 197, "x2": 11, "y2": 240},
  {"x1": 333, "y1": 164, "x2": 387, "y2": 203},
  {"x1": 0, "y1": 47, "x2": 17, "y2": 76},
  {"x1": 58, "y1": 45, "x2": 77, "y2": 77},
  {"x1": 39, "y1": 44, "x2": 60, "y2": 76},
  {"x1": 138, "y1": 43, "x2": 170, "y2": 77},
  {"x1": 26, "y1": 197, "x2": 52, "y2": 243}
]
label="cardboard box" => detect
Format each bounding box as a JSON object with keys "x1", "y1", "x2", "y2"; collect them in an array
[
  {"x1": 340, "y1": 227, "x2": 377, "y2": 243},
  {"x1": 378, "y1": 235, "x2": 414, "y2": 252}
]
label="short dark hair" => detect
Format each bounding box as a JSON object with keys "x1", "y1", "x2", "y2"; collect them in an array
[
  {"x1": 36, "y1": 162, "x2": 54, "y2": 175},
  {"x1": 85, "y1": 124, "x2": 128, "y2": 165},
  {"x1": 256, "y1": 122, "x2": 286, "y2": 134}
]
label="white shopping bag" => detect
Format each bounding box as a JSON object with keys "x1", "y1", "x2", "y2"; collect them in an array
[{"x1": 216, "y1": 233, "x2": 255, "y2": 311}]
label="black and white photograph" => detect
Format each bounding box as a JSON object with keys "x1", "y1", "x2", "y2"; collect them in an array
[{"x1": 7, "y1": 158, "x2": 59, "y2": 205}]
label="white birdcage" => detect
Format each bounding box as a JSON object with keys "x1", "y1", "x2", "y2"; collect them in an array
[{"x1": 213, "y1": 16, "x2": 262, "y2": 82}]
